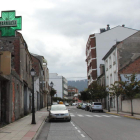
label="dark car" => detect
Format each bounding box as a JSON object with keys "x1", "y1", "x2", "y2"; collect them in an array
[
  {"x1": 77, "y1": 103, "x2": 82, "y2": 109},
  {"x1": 85, "y1": 103, "x2": 91, "y2": 111}
]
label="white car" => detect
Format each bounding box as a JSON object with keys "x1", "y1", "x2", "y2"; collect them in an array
[
  {"x1": 81, "y1": 103, "x2": 87, "y2": 109},
  {"x1": 72, "y1": 103, "x2": 77, "y2": 106},
  {"x1": 48, "y1": 104, "x2": 71, "y2": 122},
  {"x1": 89, "y1": 102, "x2": 103, "y2": 112}
]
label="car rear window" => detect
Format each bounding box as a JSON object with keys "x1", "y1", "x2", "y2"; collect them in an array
[
  {"x1": 51, "y1": 105, "x2": 67, "y2": 110},
  {"x1": 94, "y1": 103, "x2": 101, "y2": 105}
]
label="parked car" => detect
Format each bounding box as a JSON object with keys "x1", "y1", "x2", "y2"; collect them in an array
[
  {"x1": 81, "y1": 103, "x2": 87, "y2": 109},
  {"x1": 48, "y1": 104, "x2": 71, "y2": 122},
  {"x1": 72, "y1": 103, "x2": 77, "y2": 106},
  {"x1": 65, "y1": 103, "x2": 69, "y2": 106},
  {"x1": 89, "y1": 102, "x2": 103, "y2": 112},
  {"x1": 85, "y1": 103, "x2": 91, "y2": 111},
  {"x1": 52, "y1": 102, "x2": 58, "y2": 105},
  {"x1": 77, "y1": 103, "x2": 82, "y2": 109}
]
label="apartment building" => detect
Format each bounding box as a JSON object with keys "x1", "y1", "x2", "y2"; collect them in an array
[
  {"x1": 86, "y1": 25, "x2": 138, "y2": 86},
  {"x1": 49, "y1": 73, "x2": 68, "y2": 99},
  {"x1": 102, "y1": 31, "x2": 140, "y2": 112}
]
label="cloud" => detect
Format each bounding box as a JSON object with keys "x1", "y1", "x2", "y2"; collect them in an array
[{"x1": 1, "y1": 0, "x2": 140, "y2": 80}]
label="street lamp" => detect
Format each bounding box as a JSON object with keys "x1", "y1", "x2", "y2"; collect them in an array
[
  {"x1": 30, "y1": 68, "x2": 36, "y2": 124},
  {"x1": 50, "y1": 81, "x2": 54, "y2": 105},
  {"x1": 106, "y1": 87, "x2": 110, "y2": 112},
  {"x1": 47, "y1": 93, "x2": 49, "y2": 110}
]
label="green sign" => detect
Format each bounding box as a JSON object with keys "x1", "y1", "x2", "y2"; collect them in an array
[{"x1": 0, "y1": 10, "x2": 22, "y2": 37}]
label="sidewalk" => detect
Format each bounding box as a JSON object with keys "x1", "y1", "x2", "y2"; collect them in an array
[
  {"x1": 0, "y1": 107, "x2": 49, "y2": 140},
  {"x1": 104, "y1": 109, "x2": 140, "y2": 120}
]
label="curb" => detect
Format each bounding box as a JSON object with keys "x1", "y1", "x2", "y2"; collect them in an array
[
  {"x1": 105, "y1": 112, "x2": 140, "y2": 120},
  {"x1": 32, "y1": 117, "x2": 46, "y2": 140}
]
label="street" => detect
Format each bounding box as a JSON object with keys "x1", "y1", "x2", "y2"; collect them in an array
[{"x1": 36, "y1": 106, "x2": 140, "y2": 140}]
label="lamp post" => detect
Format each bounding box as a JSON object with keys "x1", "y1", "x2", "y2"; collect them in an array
[
  {"x1": 106, "y1": 87, "x2": 110, "y2": 112},
  {"x1": 47, "y1": 93, "x2": 48, "y2": 110},
  {"x1": 30, "y1": 68, "x2": 36, "y2": 124},
  {"x1": 50, "y1": 81, "x2": 54, "y2": 105}
]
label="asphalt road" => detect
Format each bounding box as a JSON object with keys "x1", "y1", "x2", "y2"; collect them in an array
[{"x1": 36, "y1": 106, "x2": 140, "y2": 140}]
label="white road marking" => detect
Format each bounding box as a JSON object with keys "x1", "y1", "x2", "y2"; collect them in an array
[
  {"x1": 77, "y1": 114, "x2": 84, "y2": 117},
  {"x1": 85, "y1": 115, "x2": 93, "y2": 117},
  {"x1": 110, "y1": 115, "x2": 120, "y2": 117},
  {"x1": 71, "y1": 115, "x2": 75, "y2": 117},
  {"x1": 75, "y1": 127, "x2": 77, "y2": 129},
  {"x1": 102, "y1": 115, "x2": 111, "y2": 117},
  {"x1": 93, "y1": 115, "x2": 102, "y2": 117},
  {"x1": 81, "y1": 134, "x2": 85, "y2": 137},
  {"x1": 70, "y1": 113, "x2": 74, "y2": 115},
  {"x1": 77, "y1": 130, "x2": 81, "y2": 133}
]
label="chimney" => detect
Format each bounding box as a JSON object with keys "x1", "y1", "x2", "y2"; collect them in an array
[
  {"x1": 107, "y1": 24, "x2": 110, "y2": 30},
  {"x1": 100, "y1": 28, "x2": 106, "y2": 33}
]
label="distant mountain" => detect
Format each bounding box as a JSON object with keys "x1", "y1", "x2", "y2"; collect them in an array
[{"x1": 68, "y1": 79, "x2": 88, "y2": 92}]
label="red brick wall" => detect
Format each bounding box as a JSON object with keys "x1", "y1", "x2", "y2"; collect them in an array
[
  {"x1": 91, "y1": 59, "x2": 97, "y2": 69},
  {"x1": 119, "y1": 57, "x2": 140, "y2": 74},
  {"x1": 91, "y1": 70, "x2": 97, "y2": 80},
  {"x1": 91, "y1": 48, "x2": 96, "y2": 58},
  {"x1": 91, "y1": 37, "x2": 96, "y2": 47},
  {"x1": 31, "y1": 56, "x2": 40, "y2": 76},
  {"x1": 13, "y1": 39, "x2": 20, "y2": 75},
  {"x1": 12, "y1": 82, "x2": 15, "y2": 122}
]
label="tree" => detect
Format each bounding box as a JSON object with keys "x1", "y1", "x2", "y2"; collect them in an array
[
  {"x1": 50, "y1": 88, "x2": 56, "y2": 104},
  {"x1": 109, "y1": 81, "x2": 123, "y2": 114},
  {"x1": 88, "y1": 81, "x2": 108, "y2": 103},
  {"x1": 119, "y1": 74, "x2": 140, "y2": 116},
  {"x1": 79, "y1": 90, "x2": 91, "y2": 101}
]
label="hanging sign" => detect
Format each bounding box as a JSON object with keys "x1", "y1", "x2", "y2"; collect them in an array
[{"x1": 0, "y1": 10, "x2": 22, "y2": 37}]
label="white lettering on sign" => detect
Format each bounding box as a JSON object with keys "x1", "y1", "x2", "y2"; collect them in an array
[{"x1": 0, "y1": 20, "x2": 17, "y2": 27}]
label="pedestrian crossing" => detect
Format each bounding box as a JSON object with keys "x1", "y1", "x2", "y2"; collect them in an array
[{"x1": 70, "y1": 113, "x2": 120, "y2": 118}]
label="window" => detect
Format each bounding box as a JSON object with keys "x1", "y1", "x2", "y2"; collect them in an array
[
  {"x1": 105, "y1": 59, "x2": 108, "y2": 71},
  {"x1": 26, "y1": 54, "x2": 27, "y2": 72},
  {"x1": 109, "y1": 56, "x2": 112, "y2": 68},
  {"x1": 113, "y1": 51, "x2": 116, "y2": 65}
]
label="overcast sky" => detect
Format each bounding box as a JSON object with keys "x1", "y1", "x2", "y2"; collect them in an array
[{"x1": 0, "y1": 0, "x2": 140, "y2": 81}]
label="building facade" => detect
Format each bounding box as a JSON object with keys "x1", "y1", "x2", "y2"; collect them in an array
[
  {"x1": 67, "y1": 86, "x2": 78, "y2": 99},
  {"x1": 102, "y1": 31, "x2": 140, "y2": 111},
  {"x1": 49, "y1": 73, "x2": 68, "y2": 99},
  {"x1": 0, "y1": 32, "x2": 32, "y2": 124},
  {"x1": 86, "y1": 25, "x2": 138, "y2": 86}
]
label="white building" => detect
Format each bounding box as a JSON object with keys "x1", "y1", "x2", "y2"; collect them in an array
[
  {"x1": 103, "y1": 31, "x2": 140, "y2": 111},
  {"x1": 102, "y1": 44, "x2": 118, "y2": 109},
  {"x1": 49, "y1": 73, "x2": 68, "y2": 98},
  {"x1": 86, "y1": 25, "x2": 138, "y2": 86}
]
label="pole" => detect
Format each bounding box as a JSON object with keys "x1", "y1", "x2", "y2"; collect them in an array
[
  {"x1": 108, "y1": 93, "x2": 110, "y2": 112},
  {"x1": 31, "y1": 76, "x2": 36, "y2": 124},
  {"x1": 47, "y1": 94, "x2": 48, "y2": 110},
  {"x1": 51, "y1": 87, "x2": 52, "y2": 105}
]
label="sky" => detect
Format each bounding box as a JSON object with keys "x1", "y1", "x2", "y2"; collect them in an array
[{"x1": 0, "y1": 0, "x2": 140, "y2": 81}]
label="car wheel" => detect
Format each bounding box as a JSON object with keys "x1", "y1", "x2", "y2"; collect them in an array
[{"x1": 67, "y1": 117, "x2": 71, "y2": 122}]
